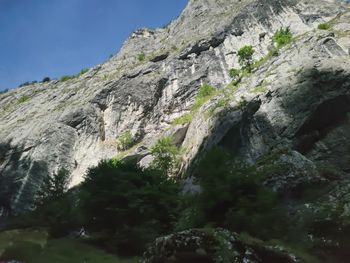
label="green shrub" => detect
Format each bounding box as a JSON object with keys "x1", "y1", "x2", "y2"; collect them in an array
[
  {"x1": 229, "y1": 68, "x2": 240, "y2": 79},
  {"x1": 17, "y1": 95, "x2": 30, "y2": 104},
  {"x1": 318, "y1": 23, "x2": 331, "y2": 30},
  {"x1": 79, "y1": 68, "x2": 89, "y2": 76},
  {"x1": 137, "y1": 52, "x2": 146, "y2": 62},
  {"x1": 116, "y1": 130, "x2": 134, "y2": 151},
  {"x1": 273, "y1": 27, "x2": 293, "y2": 47},
  {"x1": 178, "y1": 147, "x2": 287, "y2": 239},
  {"x1": 19, "y1": 82, "x2": 31, "y2": 87},
  {"x1": 172, "y1": 113, "x2": 193, "y2": 125},
  {"x1": 81, "y1": 160, "x2": 180, "y2": 254},
  {"x1": 42, "y1": 77, "x2": 50, "y2": 82},
  {"x1": 150, "y1": 136, "x2": 179, "y2": 176},
  {"x1": 0, "y1": 88, "x2": 9, "y2": 94},
  {"x1": 60, "y1": 75, "x2": 73, "y2": 82},
  {"x1": 192, "y1": 84, "x2": 217, "y2": 111},
  {"x1": 237, "y1": 45, "x2": 255, "y2": 71}
]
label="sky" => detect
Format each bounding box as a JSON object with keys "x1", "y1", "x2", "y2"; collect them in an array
[{"x1": 0, "y1": 0, "x2": 188, "y2": 90}]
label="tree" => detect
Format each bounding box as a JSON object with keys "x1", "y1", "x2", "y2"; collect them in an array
[
  {"x1": 80, "y1": 160, "x2": 180, "y2": 254},
  {"x1": 32, "y1": 169, "x2": 81, "y2": 237},
  {"x1": 237, "y1": 45, "x2": 255, "y2": 71},
  {"x1": 35, "y1": 169, "x2": 70, "y2": 207},
  {"x1": 150, "y1": 136, "x2": 179, "y2": 176},
  {"x1": 177, "y1": 147, "x2": 286, "y2": 239},
  {"x1": 42, "y1": 77, "x2": 50, "y2": 83}
]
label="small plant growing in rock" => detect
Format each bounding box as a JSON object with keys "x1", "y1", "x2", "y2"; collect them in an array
[
  {"x1": 229, "y1": 68, "x2": 240, "y2": 79},
  {"x1": 237, "y1": 45, "x2": 255, "y2": 71},
  {"x1": 318, "y1": 23, "x2": 331, "y2": 30},
  {"x1": 137, "y1": 52, "x2": 146, "y2": 62},
  {"x1": 172, "y1": 113, "x2": 193, "y2": 125},
  {"x1": 273, "y1": 27, "x2": 293, "y2": 47},
  {"x1": 79, "y1": 68, "x2": 89, "y2": 76},
  {"x1": 116, "y1": 130, "x2": 134, "y2": 151},
  {"x1": 42, "y1": 77, "x2": 50, "y2": 82},
  {"x1": 192, "y1": 83, "x2": 217, "y2": 111},
  {"x1": 60, "y1": 75, "x2": 73, "y2": 82},
  {"x1": 17, "y1": 95, "x2": 30, "y2": 104}
]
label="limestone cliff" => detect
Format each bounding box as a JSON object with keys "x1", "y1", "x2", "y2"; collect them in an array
[{"x1": 0, "y1": 0, "x2": 349, "y2": 218}]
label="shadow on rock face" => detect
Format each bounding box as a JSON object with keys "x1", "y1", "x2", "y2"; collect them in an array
[
  {"x1": 0, "y1": 140, "x2": 49, "y2": 223},
  {"x1": 278, "y1": 67, "x2": 350, "y2": 172}
]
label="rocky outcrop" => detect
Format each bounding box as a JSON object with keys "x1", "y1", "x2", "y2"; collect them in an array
[
  {"x1": 142, "y1": 228, "x2": 301, "y2": 263},
  {"x1": 0, "y1": 0, "x2": 349, "y2": 217}
]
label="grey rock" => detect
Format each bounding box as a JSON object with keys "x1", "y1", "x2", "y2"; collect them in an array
[{"x1": 142, "y1": 228, "x2": 301, "y2": 263}]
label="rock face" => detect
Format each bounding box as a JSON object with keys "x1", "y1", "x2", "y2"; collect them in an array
[
  {"x1": 142, "y1": 228, "x2": 300, "y2": 263},
  {"x1": 0, "y1": 0, "x2": 349, "y2": 217}
]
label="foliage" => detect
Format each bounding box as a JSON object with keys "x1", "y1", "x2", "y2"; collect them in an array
[
  {"x1": 79, "y1": 68, "x2": 89, "y2": 76},
  {"x1": 30, "y1": 169, "x2": 81, "y2": 237},
  {"x1": 273, "y1": 27, "x2": 293, "y2": 47},
  {"x1": 250, "y1": 81, "x2": 268, "y2": 93},
  {"x1": 17, "y1": 95, "x2": 30, "y2": 104},
  {"x1": 137, "y1": 52, "x2": 146, "y2": 62},
  {"x1": 0, "y1": 88, "x2": 9, "y2": 94},
  {"x1": 229, "y1": 68, "x2": 240, "y2": 79},
  {"x1": 177, "y1": 147, "x2": 287, "y2": 239},
  {"x1": 251, "y1": 48, "x2": 279, "y2": 70},
  {"x1": 116, "y1": 130, "x2": 134, "y2": 151},
  {"x1": 238, "y1": 96, "x2": 248, "y2": 109},
  {"x1": 35, "y1": 169, "x2": 70, "y2": 207},
  {"x1": 60, "y1": 75, "x2": 73, "y2": 82},
  {"x1": 192, "y1": 83, "x2": 217, "y2": 111},
  {"x1": 150, "y1": 136, "x2": 179, "y2": 176},
  {"x1": 206, "y1": 97, "x2": 228, "y2": 118},
  {"x1": 0, "y1": 229, "x2": 139, "y2": 263},
  {"x1": 172, "y1": 112, "x2": 193, "y2": 125},
  {"x1": 80, "y1": 160, "x2": 180, "y2": 254},
  {"x1": 42, "y1": 77, "x2": 51, "y2": 82},
  {"x1": 237, "y1": 45, "x2": 255, "y2": 71},
  {"x1": 318, "y1": 23, "x2": 331, "y2": 30},
  {"x1": 19, "y1": 82, "x2": 31, "y2": 87}
]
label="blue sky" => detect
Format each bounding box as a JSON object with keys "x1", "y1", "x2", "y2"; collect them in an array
[{"x1": 0, "y1": 0, "x2": 188, "y2": 90}]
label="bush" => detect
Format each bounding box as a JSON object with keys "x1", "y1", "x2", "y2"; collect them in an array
[
  {"x1": 17, "y1": 95, "x2": 30, "y2": 104},
  {"x1": 42, "y1": 77, "x2": 50, "y2": 82},
  {"x1": 318, "y1": 23, "x2": 331, "y2": 30},
  {"x1": 79, "y1": 68, "x2": 89, "y2": 76},
  {"x1": 172, "y1": 113, "x2": 193, "y2": 125},
  {"x1": 273, "y1": 27, "x2": 293, "y2": 47},
  {"x1": 178, "y1": 147, "x2": 287, "y2": 239},
  {"x1": 0, "y1": 88, "x2": 9, "y2": 94},
  {"x1": 150, "y1": 136, "x2": 179, "y2": 176},
  {"x1": 60, "y1": 75, "x2": 73, "y2": 82},
  {"x1": 229, "y1": 68, "x2": 240, "y2": 79},
  {"x1": 237, "y1": 45, "x2": 255, "y2": 71},
  {"x1": 137, "y1": 52, "x2": 146, "y2": 62},
  {"x1": 116, "y1": 130, "x2": 134, "y2": 151},
  {"x1": 192, "y1": 84, "x2": 217, "y2": 111},
  {"x1": 80, "y1": 160, "x2": 180, "y2": 254},
  {"x1": 19, "y1": 81, "x2": 31, "y2": 87}
]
